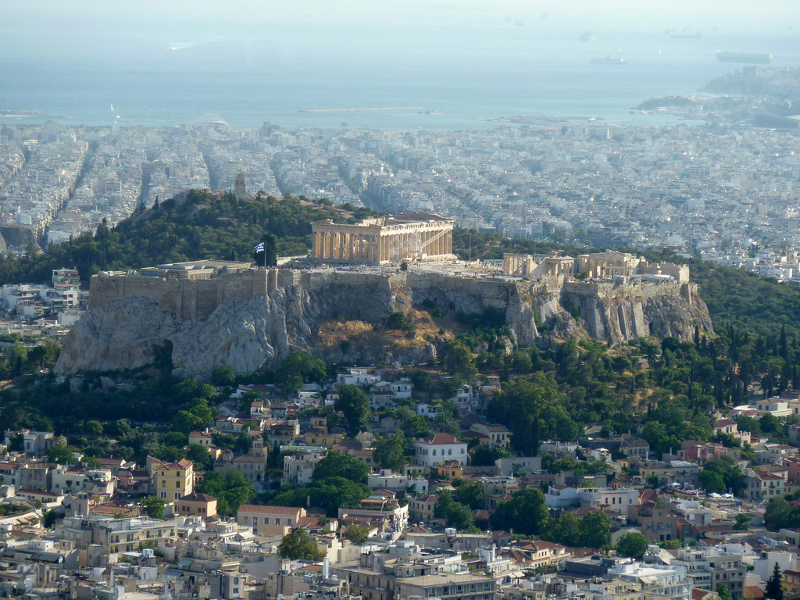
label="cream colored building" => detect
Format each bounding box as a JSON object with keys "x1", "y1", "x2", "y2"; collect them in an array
[
  {"x1": 176, "y1": 492, "x2": 218, "y2": 518},
  {"x1": 154, "y1": 459, "x2": 194, "y2": 502},
  {"x1": 311, "y1": 212, "x2": 455, "y2": 263},
  {"x1": 237, "y1": 505, "x2": 306, "y2": 537}
]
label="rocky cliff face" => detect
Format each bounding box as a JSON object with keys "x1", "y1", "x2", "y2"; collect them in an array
[{"x1": 54, "y1": 273, "x2": 713, "y2": 379}]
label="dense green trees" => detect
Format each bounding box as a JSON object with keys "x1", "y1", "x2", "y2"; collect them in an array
[
  {"x1": 0, "y1": 191, "x2": 379, "y2": 286},
  {"x1": 311, "y1": 451, "x2": 369, "y2": 484},
  {"x1": 140, "y1": 496, "x2": 168, "y2": 519},
  {"x1": 762, "y1": 498, "x2": 800, "y2": 531},
  {"x1": 488, "y1": 373, "x2": 565, "y2": 455},
  {"x1": 268, "y1": 477, "x2": 371, "y2": 518},
  {"x1": 47, "y1": 443, "x2": 74, "y2": 465},
  {"x1": 372, "y1": 434, "x2": 413, "y2": 472},
  {"x1": 197, "y1": 471, "x2": 255, "y2": 516},
  {"x1": 0, "y1": 340, "x2": 60, "y2": 380},
  {"x1": 275, "y1": 352, "x2": 327, "y2": 396},
  {"x1": 335, "y1": 386, "x2": 371, "y2": 435},
  {"x1": 578, "y1": 512, "x2": 612, "y2": 548},
  {"x1": 434, "y1": 490, "x2": 473, "y2": 530},
  {"x1": 489, "y1": 489, "x2": 549, "y2": 535},
  {"x1": 279, "y1": 528, "x2": 325, "y2": 561},
  {"x1": 699, "y1": 457, "x2": 746, "y2": 496},
  {"x1": 344, "y1": 524, "x2": 370, "y2": 544},
  {"x1": 616, "y1": 532, "x2": 649, "y2": 559},
  {"x1": 441, "y1": 341, "x2": 477, "y2": 381},
  {"x1": 543, "y1": 513, "x2": 582, "y2": 547},
  {"x1": 452, "y1": 479, "x2": 484, "y2": 510}
]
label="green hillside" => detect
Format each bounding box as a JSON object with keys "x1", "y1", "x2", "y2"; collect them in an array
[{"x1": 0, "y1": 191, "x2": 377, "y2": 286}]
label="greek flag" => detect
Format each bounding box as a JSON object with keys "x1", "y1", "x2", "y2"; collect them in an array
[{"x1": 254, "y1": 242, "x2": 265, "y2": 253}]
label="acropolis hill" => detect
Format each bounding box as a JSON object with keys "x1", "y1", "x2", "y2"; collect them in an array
[{"x1": 55, "y1": 214, "x2": 712, "y2": 379}]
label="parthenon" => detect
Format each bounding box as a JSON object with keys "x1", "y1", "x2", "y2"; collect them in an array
[{"x1": 311, "y1": 212, "x2": 455, "y2": 263}]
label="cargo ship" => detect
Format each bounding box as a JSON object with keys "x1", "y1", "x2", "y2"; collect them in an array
[
  {"x1": 717, "y1": 51, "x2": 772, "y2": 64},
  {"x1": 591, "y1": 56, "x2": 627, "y2": 65}
]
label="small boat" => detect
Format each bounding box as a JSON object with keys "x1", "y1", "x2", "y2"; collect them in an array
[{"x1": 591, "y1": 55, "x2": 627, "y2": 65}]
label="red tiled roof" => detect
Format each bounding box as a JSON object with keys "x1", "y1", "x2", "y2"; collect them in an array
[
  {"x1": 419, "y1": 433, "x2": 461, "y2": 445},
  {"x1": 745, "y1": 585, "x2": 765, "y2": 598},
  {"x1": 180, "y1": 493, "x2": 217, "y2": 503},
  {"x1": 160, "y1": 459, "x2": 193, "y2": 470}
]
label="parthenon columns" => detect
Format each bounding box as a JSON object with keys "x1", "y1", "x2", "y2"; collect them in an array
[{"x1": 311, "y1": 215, "x2": 455, "y2": 263}]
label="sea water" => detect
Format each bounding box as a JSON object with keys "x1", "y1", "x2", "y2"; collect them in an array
[{"x1": 2, "y1": 16, "x2": 799, "y2": 131}]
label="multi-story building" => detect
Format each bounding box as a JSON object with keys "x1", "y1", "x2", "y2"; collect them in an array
[
  {"x1": 395, "y1": 572, "x2": 495, "y2": 600},
  {"x1": 408, "y1": 494, "x2": 439, "y2": 523},
  {"x1": 54, "y1": 514, "x2": 178, "y2": 553},
  {"x1": 628, "y1": 502, "x2": 690, "y2": 544},
  {"x1": 338, "y1": 497, "x2": 409, "y2": 533},
  {"x1": 176, "y1": 492, "x2": 218, "y2": 518},
  {"x1": 153, "y1": 459, "x2": 193, "y2": 501},
  {"x1": 743, "y1": 468, "x2": 785, "y2": 500},
  {"x1": 545, "y1": 486, "x2": 637, "y2": 512},
  {"x1": 284, "y1": 450, "x2": 325, "y2": 484},
  {"x1": 468, "y1": 424, "x2": 510, "y2": 449},
  {"x1": 237, "y1": 505, "x2": 306, "y2": 537},
  {"x1": 670, "y1": 545, "x2": 746, "y2": 600},
  {"x1": 413, "y1": 434, "x2": 468, "y2": 469},
  {"x1": 50, "y1": 466, "x2": 115, "y2": 497},
  {"x1": 606, "y1": 563, "x2": 691, "y2": 600},
  {"x1": 620, "y1": 438, "x2": 650, "y2": 458}
]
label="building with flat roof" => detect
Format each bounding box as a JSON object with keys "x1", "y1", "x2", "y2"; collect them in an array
[{"x1": 139, "y1": 260, "x2": 252, "y2": 281}]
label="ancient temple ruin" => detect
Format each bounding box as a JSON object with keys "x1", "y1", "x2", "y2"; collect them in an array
[
  {"x1": 502, "y1": 250, "x2": 690, "y2": 283},
  {"x1": 310, "y1": 212, "x2": 455, "y2": 264}
]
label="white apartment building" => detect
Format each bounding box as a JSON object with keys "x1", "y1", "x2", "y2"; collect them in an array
[
  {"x1": 545, "y1": 485, "x2": 638, "y2": 512},
  {"x1": 337, "y1": 368, "x2": 381, "y2": 386},
  {"x1": 413, "y1": 434, "x2": 468, "y2": 469},
  {"x1": 670, "y1": 545, "x2": 746, "y2": 600},
  {"x1": 607, "y1": 562, "x2": 691, "y2": 600}
]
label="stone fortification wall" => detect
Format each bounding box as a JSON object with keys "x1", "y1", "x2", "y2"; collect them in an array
[
  {"x1": 58, "y1": 269, "x2": 713, "y2": 379},
  {"x1": 89, "y1": 270, "x2": 269, "y2": 320}
]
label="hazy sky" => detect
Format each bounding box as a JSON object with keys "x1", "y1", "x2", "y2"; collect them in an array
[{"x1": 4, "y1": 0, "x2": 799, "y2": 34}]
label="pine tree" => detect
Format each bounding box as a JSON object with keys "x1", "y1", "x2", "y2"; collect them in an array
[
  {"x1": 780, "y1": 325, "x2": 788, "y2": 360},
  {"x1": 766, "y1": 562, "x2": 784, "y2": 600}
]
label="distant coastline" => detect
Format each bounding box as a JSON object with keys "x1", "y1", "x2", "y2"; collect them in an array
[{"x1": 298, "y1": 107, "x2": 425, "y2": 113}]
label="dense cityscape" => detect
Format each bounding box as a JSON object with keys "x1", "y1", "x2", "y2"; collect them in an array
[
  {"x1": 2, "y1": 28, "x2": 800, "y2": 600},
  {"x1": 2, "y1": 115, "x2": 800, "y2": 281}
]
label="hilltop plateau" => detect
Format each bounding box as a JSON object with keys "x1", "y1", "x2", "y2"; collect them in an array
[{"x1": 45, "y1": 192, "x2": 711, "y2": 379}]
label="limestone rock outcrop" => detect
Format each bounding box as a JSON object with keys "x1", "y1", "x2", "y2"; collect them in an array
[
  {"x1": 55, "y1": 271, "x2": 713, "y2": 380},
  {"x1": 54, "y1": 296, "x2": 178, "y2": 374}
]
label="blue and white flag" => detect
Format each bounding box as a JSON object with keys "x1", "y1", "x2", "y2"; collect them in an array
[{"x1": 254, "y1": 242, "x2": 265, "y2": 253}]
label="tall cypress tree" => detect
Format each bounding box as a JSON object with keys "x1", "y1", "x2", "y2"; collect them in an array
[{"x1": 766, "y1": 562, "x2": 784, "y2": 600}]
